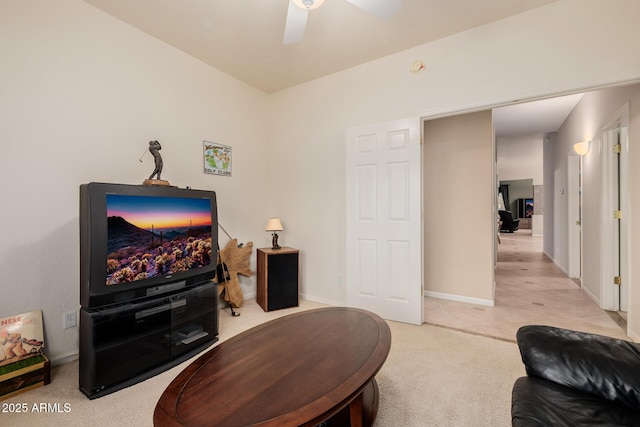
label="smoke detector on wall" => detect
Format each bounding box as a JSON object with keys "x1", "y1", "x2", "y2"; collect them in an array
[{"x1": 410, "y1": 60, "x2": 425, "y2": 73}]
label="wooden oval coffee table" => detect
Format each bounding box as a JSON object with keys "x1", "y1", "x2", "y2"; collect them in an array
[{"x1": 154, "y1": 307, "x2": 391, "y2": 427}]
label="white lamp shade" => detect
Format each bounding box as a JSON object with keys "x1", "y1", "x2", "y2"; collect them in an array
[
  {"x1": 574, "y1": 141, "x2": 591, "y2": 156},
  {"x1": 265, "y1": 218, "x2": 283, "y2": 231}
]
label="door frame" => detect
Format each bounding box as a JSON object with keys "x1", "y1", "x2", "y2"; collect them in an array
[
  {"x1": 600, "y1": 103, "x2": 630, "y2": 312},
  {"x1": 567, "y1": 153, "x2": 582, "y2": 280}
]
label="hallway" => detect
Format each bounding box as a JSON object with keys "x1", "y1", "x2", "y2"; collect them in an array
[{"x1": 424, "y1": 229, "x2": 628, "y2": 342}]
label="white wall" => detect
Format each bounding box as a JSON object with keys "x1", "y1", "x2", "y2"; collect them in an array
[
  {"x1": 543, "y1": 133, "x2": 557, "y2": 257},
  {"x1": 547, "y1": 83, "x2": 640, "y2": 340},
  {"x1": 424, "y1": 111, "x2": 495, "y2": 304},
  {"x1": 497, "y1": 136, "x2": 544, "y2": 185},
  {"x1": 268, "y1": 0, "x2": 640, "y2": 337},
  {"x1": 0, "y1": 0, "x2": 270, "y2": 363},
  {"x1": 3, "y1": 0, "x2": 640, "y2": 363}
]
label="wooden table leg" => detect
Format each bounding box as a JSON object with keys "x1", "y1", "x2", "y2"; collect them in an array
[
  {"x1": 349, "y1": 392, "x2": 363, "y2": 427},
  {"x1": 324, "y1": 378, "x2": 379, "y2": 427}
]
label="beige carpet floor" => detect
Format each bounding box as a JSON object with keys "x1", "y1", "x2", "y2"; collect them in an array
[
  {"x1": 2, "y1": 298, "x2": 524, "y2": 427},
  {"x1": 3, "y1": 230, "x2": 629, "y2": 426}
]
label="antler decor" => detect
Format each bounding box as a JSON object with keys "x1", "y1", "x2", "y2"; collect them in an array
[{"x1": 216, "y1": 239, "x2": 254, "y2": 308}]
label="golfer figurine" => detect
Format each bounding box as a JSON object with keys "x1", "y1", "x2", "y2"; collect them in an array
[
  {"x1": 142, "y1": 140, "x2": 170, "y2": 186},
  {"x1": 148, "y1": 140, "x2": 163, "y2": 180}
]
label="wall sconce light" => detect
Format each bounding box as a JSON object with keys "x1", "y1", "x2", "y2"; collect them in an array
[
  {"x1": 265, "y1": 217, "x2": 284, "y2": 249},
  {"x1": 573, "y1": 141, "x2": 591, "y2": 156}
]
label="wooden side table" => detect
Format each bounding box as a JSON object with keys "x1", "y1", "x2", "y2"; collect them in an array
[
  {"x1": 519, "y1": 217, "x2": 532, "y2": 229},
  {"x1": 256, "y1": 247, "x2": 299, "y2": 311}
]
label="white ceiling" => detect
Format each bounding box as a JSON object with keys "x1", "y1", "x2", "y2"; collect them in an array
[
  {"x1": 493, "y1": 93, "x2": 583, "y2": 138},
  {"x1": 82, "y1": 0, "x2": 558, "y2": 94},
  {"x1": 82, "y1": 0, "x2": 577, "y2": 138}
]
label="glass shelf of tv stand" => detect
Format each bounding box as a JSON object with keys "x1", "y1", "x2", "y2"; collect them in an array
[{"x1": 168, "y1": 283, "x2": 218, "y2": 357}]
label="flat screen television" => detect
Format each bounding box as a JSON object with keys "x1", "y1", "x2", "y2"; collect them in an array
[
  {"x1": 524, "y1": 198, "x2": 534, "y2": 218},
  {"x1": 80, "y1": 182, "x2": 218, "y2": 309}
]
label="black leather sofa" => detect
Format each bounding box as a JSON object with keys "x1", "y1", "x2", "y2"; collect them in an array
[
  {"x1": 512, "y1": 325, "x2": 640, "y2": 426},
  {"x1": 499, "y1": 210, "x2": 520, "y2": 232}
]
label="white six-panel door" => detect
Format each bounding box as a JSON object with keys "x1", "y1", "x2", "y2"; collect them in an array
[{"x1": 346, "y1": 118, "x2": 423, "y2": 325}]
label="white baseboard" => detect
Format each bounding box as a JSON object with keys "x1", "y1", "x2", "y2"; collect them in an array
[
  {"x1": 50, "y1": 351, "x2": 78, "y2": 366},
  {"x1": 424, "y1": 290, "x2": 494, "y2": 307},
  {"x1": 542, "y1": 249, "x2": 568, "y2": 275},
  {"x1": 243, "y1": 290, "x2": 256, "y2": 301},
  {"x1": 225, "y1": 292, "x2": 340, "y2": 308},
  {"x1": 300, "y1": 293, "x2": 342, "y2": 307},
  {"x1": 545, "y1": 253, "x2": 569, "y2": 276},
  {"x1": 580, "y1": 285, "x2": 604, "y2": 308}
]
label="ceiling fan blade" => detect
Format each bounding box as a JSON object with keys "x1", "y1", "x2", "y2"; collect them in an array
[
  {"x1": 344, "y1": 0, "x2": 402, "y2": 20},
  {"x1": 283, "y1": 0, "x2": 309, "y2": 44}
]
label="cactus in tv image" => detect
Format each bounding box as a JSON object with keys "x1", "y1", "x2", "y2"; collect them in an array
[
  {"x1": 107, "y1": 236, "x2": 212, "y2": 285},
  {"x1": 105, "y1": 194, "x2": 212, "y2": 286}
]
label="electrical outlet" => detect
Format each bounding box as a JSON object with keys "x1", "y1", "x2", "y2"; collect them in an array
[
  {"x1": 337, "y1": 276, "x2": 343, "y2": 287},
  {"x1": 64, "y1": 311, "x2": 77, "y2": 329}
]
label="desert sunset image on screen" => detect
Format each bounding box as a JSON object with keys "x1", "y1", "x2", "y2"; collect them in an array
[{"x1": 106, "y1": 194, "x2": 212, "y2": 285}]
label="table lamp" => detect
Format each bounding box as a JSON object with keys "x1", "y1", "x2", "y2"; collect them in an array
[{"x1": 265, "y1": 218, "x2": 283, "y2": 249}]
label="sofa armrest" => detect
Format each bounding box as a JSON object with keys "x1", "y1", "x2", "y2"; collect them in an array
[{"x1": 516, "y1": 325, "x2": 640, "y2": 411}]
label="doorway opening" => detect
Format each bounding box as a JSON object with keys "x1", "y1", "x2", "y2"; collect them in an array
[{"x1": 423, "y1": 86, "x2": 636, "y2": 341}]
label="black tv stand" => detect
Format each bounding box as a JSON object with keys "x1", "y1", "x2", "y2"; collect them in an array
[{"x1": 79, "y1": 282, "x2": 218, "y2": 399}]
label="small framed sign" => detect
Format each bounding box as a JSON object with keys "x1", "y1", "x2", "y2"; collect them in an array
[
  {"x1": 0, "y1": 310, "x2": 45, "y2": 367},
  {"x1": 203, "y1": 141, "x2": 232, "y2": 177}
]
